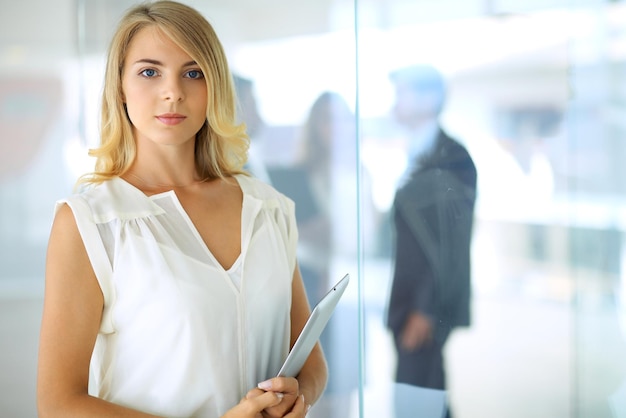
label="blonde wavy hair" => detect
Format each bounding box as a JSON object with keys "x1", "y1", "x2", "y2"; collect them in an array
[{"x1": 79, "y1": 0, "x2": 249, "y2": 185}]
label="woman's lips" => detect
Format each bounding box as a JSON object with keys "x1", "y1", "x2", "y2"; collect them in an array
[{"x1": 156, "y1": 113, "x2": 186, "y2": 125}]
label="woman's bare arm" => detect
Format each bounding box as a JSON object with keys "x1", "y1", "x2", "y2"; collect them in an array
[{"x1": 37, "y1": 203, "x2": 160, "y2": 418}]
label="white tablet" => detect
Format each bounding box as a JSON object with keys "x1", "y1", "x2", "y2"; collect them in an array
[{"x1": 277, "y1": 273, "x2": 351, "y2": 378}]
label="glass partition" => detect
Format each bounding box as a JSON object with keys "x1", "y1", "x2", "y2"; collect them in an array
[
  {"x1": 1, "y1": 0, "x2": 625, "y2": 417},
  {"x1": 356, "y1": 1, "x2": 626, "y2": 417}
]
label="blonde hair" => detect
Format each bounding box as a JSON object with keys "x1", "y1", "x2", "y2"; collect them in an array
[{"x1": 79, "y1": 0, "x2": 248, "y2": 185}]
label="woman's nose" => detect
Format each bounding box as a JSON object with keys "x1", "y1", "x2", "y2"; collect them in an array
[{"x1": 162, "y1": 78, "x2": 184, "y2": 102}]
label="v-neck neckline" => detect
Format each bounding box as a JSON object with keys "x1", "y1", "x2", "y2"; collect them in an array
[{"x1": 115, "y1": 175, "x2": 256, "y2": 273}]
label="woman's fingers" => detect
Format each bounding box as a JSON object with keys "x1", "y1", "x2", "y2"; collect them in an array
[
  {"x1": 256, "y1": 377, "x2": 299, "y2": 417},
  {"x1": 223, "y1": 391, "x2": 283, "y2": 417},
  {"x1": 246, "y1": 390, "x2": 284, "y2": 409},
  {"x1": 285, "y1": 394, "x2": 309, "y2": 417},
  {"x1": 257, "y1": 377, "x2": 298, "y2": 396}
]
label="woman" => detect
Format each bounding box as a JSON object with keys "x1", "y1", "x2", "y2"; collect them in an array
[{"x1": 36, "y1": 1, "x2": 327, "y2": 417}]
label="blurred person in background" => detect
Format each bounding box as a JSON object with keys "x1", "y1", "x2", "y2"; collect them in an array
[
  {"x1": 384, "y1": 64, "x2": 477, "y2": 418},
  {"x1": 269, "y1": 91, "x2": 360, "y2": 417},
  {"x1": 292, "y1": 91, "x2": 350, "y2": 302},
  {"x1": 36, "y1": 2, "x2": 327, "y2": 417},
  {"x1": 233, "y1": 74, "x2": 272, "y2": 184}
]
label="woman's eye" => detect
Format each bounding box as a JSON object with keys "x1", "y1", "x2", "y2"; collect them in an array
[
  {"x1": 140, "y1": 69, "x2": 158, "y2": 77},
  {"x1": 186, "y1": 70, "x2": 204, "y2": 79}
]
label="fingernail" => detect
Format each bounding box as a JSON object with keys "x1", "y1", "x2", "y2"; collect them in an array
[
  {"x1": 257, "y1": 380, "x2": 272, "y2": 390},
  {"x1": 276, "y1": 392, "x2": 284, "y2": 399}
]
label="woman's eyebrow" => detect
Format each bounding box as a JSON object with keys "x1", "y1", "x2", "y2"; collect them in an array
[
  {"x1": 133, "y1": 58, "x2": 162, "y2": 66},
  {"x1": 133, "y1": 58, "x2": 198, "y2": 67}
]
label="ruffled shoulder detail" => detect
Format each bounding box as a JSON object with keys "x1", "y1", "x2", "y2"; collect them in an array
[
  {"x1": 235, "y1": 174, "x2": 294, "y2": 213},
  {"x1": 70, "y1": 177, "x2": 166, "y2": 224}
]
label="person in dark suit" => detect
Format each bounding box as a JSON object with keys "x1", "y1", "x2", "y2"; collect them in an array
[{"x1": 385, "y1": 65, "x2": 477, "y2": 416}]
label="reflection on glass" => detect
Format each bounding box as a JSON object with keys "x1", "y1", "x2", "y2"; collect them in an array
[{"x1": 358, "y1": 2, "x2": 626, "y2": 418}]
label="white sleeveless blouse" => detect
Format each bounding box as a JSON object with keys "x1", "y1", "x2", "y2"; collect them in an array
[{"x1": 57, "y1": 175, "x2": 298, "y2": 418}]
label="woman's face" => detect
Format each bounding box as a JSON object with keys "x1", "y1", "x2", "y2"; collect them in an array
[{"x1": 121, "y1": 25, "x2": 208, "y2": 150}]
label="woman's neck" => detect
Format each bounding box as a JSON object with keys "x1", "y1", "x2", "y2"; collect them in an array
[{"x1": 124, "y1": 171, "x2": 207, "y2": 189}]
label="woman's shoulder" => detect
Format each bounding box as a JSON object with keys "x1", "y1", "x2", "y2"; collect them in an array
[
  {"x1": 235, "y1": 174, "x2": 295, "y2": 212},
  {"x1": 236, "y1": 174, "x2": 285, "y2": 199},
  {"x1": 61, "y1": 177, "x2": 164, "y2": 223}
]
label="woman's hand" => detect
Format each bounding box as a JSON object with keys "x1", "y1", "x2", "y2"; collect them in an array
[
  {"x1": 221, "y1": 390, "x2": 284, "y2": 418},
  {"x1": 248, "y1": 378, "x2": 309, "y2": 418}
]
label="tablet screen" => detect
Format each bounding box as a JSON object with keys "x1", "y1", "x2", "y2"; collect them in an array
[{"x1": 277, "y1": 273, "x2": 350, "y2": 378}]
